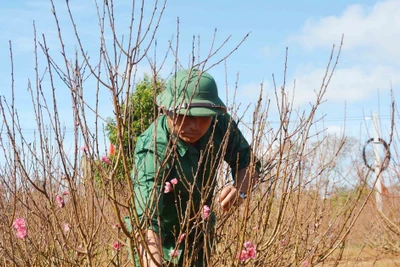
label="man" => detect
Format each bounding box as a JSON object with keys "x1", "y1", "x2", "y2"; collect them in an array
[{"x1": 131, "y1": 68, "x2": 259, "y2": 266}]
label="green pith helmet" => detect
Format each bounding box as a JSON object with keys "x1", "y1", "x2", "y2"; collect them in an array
[{"x1": 156, "y1": 69, "x2": 226, "y2": 116}]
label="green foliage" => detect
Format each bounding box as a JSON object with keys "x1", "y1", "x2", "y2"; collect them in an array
[
  {"x1": 100, "y1": 74, "x2": 164, "y2": 185},
  {"x1": 105, "y1": 74, "x2": 164, "y2": 156}
]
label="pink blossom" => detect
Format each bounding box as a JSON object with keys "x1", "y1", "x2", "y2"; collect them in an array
[
  {"x1": 62, "y1": 190, "x2": 69, "y2": 196},
  {"x1": 302, "y1": 260, "x2": 309, "y2": 267},
  {"x1": 16, "y1": 228, "x2": 27, "y2": 239},
  {"x1": 169, "y1": 249, "x2": 179, "y2": 258},
  {"x1": 170, "y1": 178, "x2": 178, "y2": 185},
  {"x1": 13, "y1": 218, "x2": 26, "y2": 229},
  {"x1": 238, "y1": 250, "x2": 248, "y2": 262},
  {"x1": 102, "y1": 155, "x2": 111, "y2": 164},
  {"x1": 237, "y1": 241, "x2": 257, "y2": 262},
  {"x1": 81, "y1": 146, "x2": 88, "y2": 153},
  {"x1": 112, "y1": 223, "x2": 120, "y2": 229},
  {"x1": 13, "y1": 218, "x2": 27, "y2": 240},
  {"x1": 202, "y1": 205, "x2": 211, "y2": 220},
  {"x1": 246, "y1": 247, "x2": 256, "y2": 259},
  {"x1": 164, "y1": 182, "x2": 172, "y2": 193},
  {"x1": 113, "y1": 241, "x2": 123, "y2": 251},
  {"x1": 63, "y1": 223, "x2": 71, "y2": 233},
  {"x1": 178, "y1": 233, "x2": 186, "y2": 243},
  {"x1": 244, "y1": 241, "x2": 255, "y2": 249},
  {"x1": 56, "y1": 195, "x2": 65, "y2": 208}
]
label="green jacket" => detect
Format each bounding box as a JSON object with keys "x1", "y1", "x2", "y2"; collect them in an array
[{"x1": 132, "y1": 113, "x2": 252, "y2": 262}]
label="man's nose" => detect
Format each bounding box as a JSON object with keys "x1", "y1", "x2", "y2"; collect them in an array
[{"x1": 188, "y1": 118, "x2": 200, "y2": 130}]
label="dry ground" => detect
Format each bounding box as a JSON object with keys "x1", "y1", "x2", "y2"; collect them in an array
[{"x1": 317, "y1": 247, "x2": 400, "y2": 267}]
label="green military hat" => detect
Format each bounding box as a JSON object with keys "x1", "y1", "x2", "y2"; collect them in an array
[{"x1": 156, "y1": 69, "x2": 226, "y2": 116}]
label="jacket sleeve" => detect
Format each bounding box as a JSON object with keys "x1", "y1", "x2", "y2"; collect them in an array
[
  {"x1": 220, "y1": 113, "x2": 260, "y2": 181},
  {"x1": 133, "y1": 147, "x2": 165, "y2": 235},
  {"x1": 218, "y1": 114, "x2": 251, "y2": 180}
]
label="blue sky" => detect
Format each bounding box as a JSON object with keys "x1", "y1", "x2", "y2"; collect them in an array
[{"x1": 0, "y1": 0, "x2": 398, "y2": 154}]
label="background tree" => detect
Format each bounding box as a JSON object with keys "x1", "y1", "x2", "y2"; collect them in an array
[{"x1": 105, "y1": 74, "x2": 164, "y2": 159}]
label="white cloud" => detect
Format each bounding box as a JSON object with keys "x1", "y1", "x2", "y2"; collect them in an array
[
  {"x1": 291, "y1": 64, "x2": 400, "y2": 106},
  {"x1": 290, "y1": 0, "x2": 400, "y2": 62},
  {"x1": 286, "y1": 0, "x2": 400, "y2": 106},
  {"x1": 232, "y1": 81, "x2": 272, "y2": 108}
]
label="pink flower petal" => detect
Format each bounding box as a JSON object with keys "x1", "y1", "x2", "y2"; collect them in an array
[
  {"x1": 102, "y1": 155, "x2": 111, "y2": 164},
  {"x1": 63, "y1": 223, "x2": 71, "y2": 233},
  {"x1": 238, "y1": 250, "x2": 248, "y2": 262},
  {"x1": 56, "y1": 195, "x2": 65, "y2": 208},
  {"x1": 237, "y1": 241, "x2": 257, "y2": 262},
  {"x1": 178, "y1": 233, "x2": 186, "y2": 243},
  {"x1": 202, "y1": 205, "x2": 211, "y2": 220},
  {"x1": 164, "y1": 182, "x2": 172, "y2": 193},
  {"x1": 16, "y1": 228, "x2": 27, "y2": 239},
  {"x1": 13, "y1": 218, "x2": 26, "y2": 229},
  {"x1": 170, "y1": 178, "x2": 178, "y2": 185},
  {"x1": 244, "y1": 241, "x2": 255, "y2": 249},
  {"x1": 246, "y1": 247, "x2": 256, "y2": 259},
  {"x1": 113, "y1": 241, "x2": 123, "y2": 251},
  {"x1": 168, "y1": 249, "x2": 179, "y2": 258}
]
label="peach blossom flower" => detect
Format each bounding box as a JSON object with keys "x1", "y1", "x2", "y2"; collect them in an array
[
  {"x1": 164, "y1": 182, "x2": 172, "y2": 193},
  {"x1": 113, "y1": 241, "x2": 123, "y2": 251},
  {"x1": 238, "y1": 250, "x2": 248, "y2": 262},
  {"x1": 81, "y1": 146, "x2": 88, "y2": 152},
  {"x1": 13, "y1": 218, "x2": 26, "y2": 229},
  {"x1": 169, "y1": 249, "x2": 179, "y2": 258},
  {"x1": 62, "y1": 190, "x2": 69, "y2": 196},
  {"x1": 170, "y1": 178, "x2": 178, "y2": 185},
  {"x1": 16, "y1": 228, "x2": 27, "y2": 239},
  {"x1": 102, "y1": 155, "x2": 111, "y2": 164},
  {"x1": 56, "y1": 195, "x2": 65, "y2": 208},
  {"x1": 13, "y1": 218, "x2": 27, "y2": 239},
  {"x1": 246, "y1": 246, "x2": 256, "y2": 259},
  {"x1": 237, "y1": 241, "x2": 257, "y2": 262},
  {"x1": 244, "y1": 241, "x2": 255, "y2": 249},
  {"x1": 202, "y1": 205, "x2": 211, "y2": 220},
  {"x1": 63, "y1": 223, "x2": 71, "y2": 233},
  {"x1": 178, "y1": 233, "x2": 186, "y2": 243}
]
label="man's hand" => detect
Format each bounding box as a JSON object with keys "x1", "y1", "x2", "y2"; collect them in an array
[{"x1": 219, "y1": 185, "x2": 243, "y2": 212}]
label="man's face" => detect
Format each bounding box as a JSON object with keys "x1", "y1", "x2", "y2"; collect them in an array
[{"x1": 167, "y1": 112, "x2": 213, "y2": 144}]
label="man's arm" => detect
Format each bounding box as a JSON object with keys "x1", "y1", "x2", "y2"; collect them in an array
[
  {"x1": 139, "y1": 229, "x2": 163, "y2": 267},
  {"x1": 134, "y1": 147, "x2": 165, "y2": 266},
  {"x1": 219, "y1": 166, "x2": 259, "y2": 212}
]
